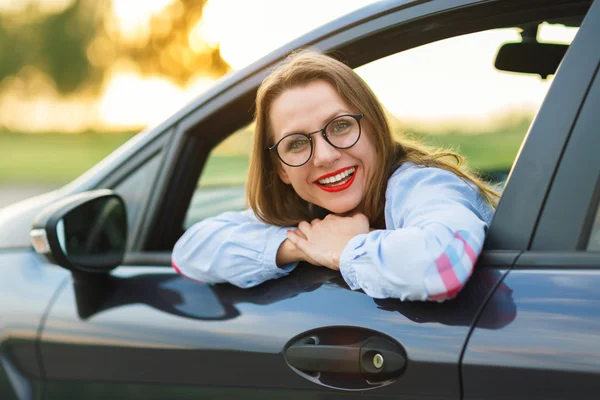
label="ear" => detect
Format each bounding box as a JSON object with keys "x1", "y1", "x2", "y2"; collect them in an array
[{"x1": 277, "y1": 165, "x2": 291, "y2": 185}]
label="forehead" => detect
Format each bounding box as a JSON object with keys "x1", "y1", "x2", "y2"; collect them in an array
[{"x1": 269, "y1": 80, "x2": 352, "y2": 140}]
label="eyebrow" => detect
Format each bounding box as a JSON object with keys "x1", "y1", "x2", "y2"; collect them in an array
[{"x1": 279, "y1": 109, "x2": 352, "y2": 138}]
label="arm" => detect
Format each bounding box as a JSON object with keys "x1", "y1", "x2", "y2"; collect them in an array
[
  {"x1": 339, "y1": 167, "x2": 491, "y2": 301},
  {"x1": 172, "y1": 209, "x2": 299, "y2": 288}
]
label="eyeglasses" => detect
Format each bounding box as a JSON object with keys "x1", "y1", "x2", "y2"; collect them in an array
[{"x1": 268, "y1": 113, "x2": 363, "y2": 167}]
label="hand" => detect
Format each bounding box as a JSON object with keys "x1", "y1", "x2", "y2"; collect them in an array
[
  {"x1": 276, "y1": 231, "x2": 322, "y2": 267},
  {"x1": 286, "y1": 213, "x2": 370, "y2": 270}
]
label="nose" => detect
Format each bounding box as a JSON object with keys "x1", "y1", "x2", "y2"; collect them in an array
[{"x1": 311, "y1": 133, "x2": 341, "y2": 167}]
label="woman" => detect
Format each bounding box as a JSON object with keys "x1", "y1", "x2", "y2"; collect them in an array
[{"x1": 172, "y1": 50, "x2": 498, "y2": 301}]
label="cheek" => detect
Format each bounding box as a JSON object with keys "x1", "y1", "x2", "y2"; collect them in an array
[
  {"x1": 361, "y1": 139, "x2": 378, "y2": 173},
  {"x1": 352, "y1": 141, "x2": 377, "y2": 174},
  {"x1": 282, "y1": 168, "x2": 309, "y2": 188}
]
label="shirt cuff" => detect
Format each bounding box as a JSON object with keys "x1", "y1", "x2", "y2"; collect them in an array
[
  {"x1": 339, "y1": 233, "x2": 368, "y2": 291},
  {"x1": 261, "y1": 226, "x2": 298, "y2": 281}
]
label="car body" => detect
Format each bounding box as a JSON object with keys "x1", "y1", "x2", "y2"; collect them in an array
[{"x1": 2, "y1": 0, "x2": 600, "y2": 398}]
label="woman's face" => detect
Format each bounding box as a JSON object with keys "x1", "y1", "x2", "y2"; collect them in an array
[{"x1": 270, "y1": 80, "x2": 378, "y2": 214}]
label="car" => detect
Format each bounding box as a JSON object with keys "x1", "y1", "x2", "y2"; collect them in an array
[{"x1": 2, "y1": 0, "x2": 600, "y2": 398}]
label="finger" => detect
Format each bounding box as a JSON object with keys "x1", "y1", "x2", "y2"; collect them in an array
[
  {"x1": 288, "y1": 228, "x2": 307, "y2": 240},
  {"x1": 352, "y1": 212, "x2": 367, "y2": 220},
  {"x1": 310, "y1": 218, "x2": 321, "y2": 226},
  {"x1": 286, "y1": 230, "x2": 300, "y2": 245},
  {"x1": 352, "y1": 213, "x2": 369, "y2": 226},
  {"x1": 286, "y1": 230, "x2": 310, "y2": 254},
  {"x1": 287, "y1": 231, "x2": 321, "y2": 265},
  {"x1": 297, "y1": 221, "x2": 312, "y2": 237}
]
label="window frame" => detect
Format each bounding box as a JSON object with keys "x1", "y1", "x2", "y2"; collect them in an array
[{"x1": 530, "y1": 45, "x2": 600, "y2": 251}]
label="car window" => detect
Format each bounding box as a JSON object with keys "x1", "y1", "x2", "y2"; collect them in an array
[
  {"x1": 184, "y1": 125, "x2": 251, "y2": 229},
  {"x1": 356, "y1": 25, "x2": 576, "y2": 189},
  {"x1": 184, "y1": 24, "x2": 577, "y2": 229},
  {"x1": 114, "y1": 155, "x2": 161, "y2": 238},
  {"x1": 587, "y1": 204, "x2": 600, "y2": 251}
]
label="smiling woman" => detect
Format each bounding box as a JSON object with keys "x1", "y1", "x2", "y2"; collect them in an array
[{"x1": 172, "y1": 50, "x2": 497, "y2": 301}]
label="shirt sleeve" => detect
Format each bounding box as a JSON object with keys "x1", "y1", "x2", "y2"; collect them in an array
[
  {"x1": 339, "y1": 166, "x2": 489, "y2": 301},
  {"x1": 171, "y1": 209, "x2": 298, "y2": 288}
]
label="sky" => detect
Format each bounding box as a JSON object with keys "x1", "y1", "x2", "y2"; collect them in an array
[{"x1": 0, "y1": 0, "x2": 578, "y2": 132}]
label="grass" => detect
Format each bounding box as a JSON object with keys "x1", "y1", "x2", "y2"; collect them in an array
[
  {"x1": 0, "y1": 132, "x2": 135, "y2": 184},
  {"x1": 408, "y1": 129, "x2": 525, "y2": 172},
  {"x1": 200, "y1": 154, "x2": 250, "y2": 186},
  {"x1": 0, "y1": 124, "x2": 527, "y2": 185}
]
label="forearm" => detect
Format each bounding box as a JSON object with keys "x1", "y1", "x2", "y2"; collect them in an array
[
  {"x1": 339, "y1": 223, "x2": 485, "y2": 301},
  {"x1": 172, "y1": 210, "x2": 298, "y2": 287}
]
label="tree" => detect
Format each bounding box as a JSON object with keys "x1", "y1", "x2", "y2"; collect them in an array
[{"x1": 0, "y1": 0, "x2": 230, "y2": 95}]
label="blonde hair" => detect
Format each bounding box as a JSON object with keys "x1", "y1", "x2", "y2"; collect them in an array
[{"x1": 247, "y1": 50, "x2": 499, "y2": 228}]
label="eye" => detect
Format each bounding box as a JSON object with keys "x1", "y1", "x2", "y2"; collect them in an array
[
  {"x1": 285, "y1": 137, "x2": 310, "y2": 152},
  {"x1": 329, "y1": 119, "x2": 352, "y2": 134}
]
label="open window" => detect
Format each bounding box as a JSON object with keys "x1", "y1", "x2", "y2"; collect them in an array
[
  {"x1": 145, "y1": 1, "x2": 590, "y2": 253},
  {"x1": 356, "y1": 22, "x2": 578, "y2": 190},
  {"x1": 181, "y1": 23, "x2": 580, "y2": 231}
]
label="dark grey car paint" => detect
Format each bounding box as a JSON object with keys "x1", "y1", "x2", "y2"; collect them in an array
[
  {"x1": 0, "y1": 251, "x2": 68, "y2": 400},
  {"x1": 463, "y1": 257, "x2": 600, "y2": 400},
  {"x1": 39, "y1": 264, "x2": 511, "y2": 398},
  {"x1": 1, "y1": 0, "x2": 599, "y2": 398}
]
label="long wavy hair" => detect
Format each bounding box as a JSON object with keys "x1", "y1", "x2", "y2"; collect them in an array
[{"x1": 247, "y1": 50, "x2": 499, "y2": 228}]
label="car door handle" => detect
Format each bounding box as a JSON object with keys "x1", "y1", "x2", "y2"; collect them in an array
[{"x1": 285, "y1": 337, "x2": 406, "y2": 378}]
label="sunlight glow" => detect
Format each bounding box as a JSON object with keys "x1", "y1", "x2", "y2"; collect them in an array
[
  {"x1": 356, "y1": 29, "x2": 552, "y2": 129},
  {"x1": 111, "y1": 0, "x2": 175, "y2": 39},
  {"x1": 201, "y1": 0, "x2": 378, "y2": 70},
  {"x1": 99, "y1": 71, "x2": 215, "y2": 127}
]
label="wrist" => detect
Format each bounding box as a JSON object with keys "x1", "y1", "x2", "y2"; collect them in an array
[
  {"x1": 276, "y1": 238, "x2": 303, "y2": 266},
  {"x1": 330, "y1": 235, "x2": 354, "y2": 270}
]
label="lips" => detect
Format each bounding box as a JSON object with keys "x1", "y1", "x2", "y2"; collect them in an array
[
  {"x1": 314, "y1": 165, "x2": 358, "y2": 193},
  {"x1": 314, "y1": 166, "x2": 354, "y2": 182}
]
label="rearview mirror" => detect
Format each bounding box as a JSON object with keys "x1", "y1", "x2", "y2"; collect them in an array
[
  {"x1": 495, "y1": 42, "x2": 568, "y2": 79},
  {"x1": 31, "y1": 190, "x2": 127, "y2": 274}
]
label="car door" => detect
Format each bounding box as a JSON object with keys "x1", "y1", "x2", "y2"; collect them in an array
[
  {"x1": 462, "y1": 2, "x2": 600, "y2": 398},
  {"x1": 35, "y1": 0, "x2": 590, "y2": 399},
  {"x1": 0, "y1": 252, "x2": 69, "y2": 400}
]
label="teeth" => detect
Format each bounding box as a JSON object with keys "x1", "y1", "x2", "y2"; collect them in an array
[{"x1": 318, "y1": 167, "x2": 355, "y2": 185}]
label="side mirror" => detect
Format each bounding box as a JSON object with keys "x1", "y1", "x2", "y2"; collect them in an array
[
  {"x1": 30, "y1": 190, "x2": 127, "y2": 274},
  {"x1": 495, "y1": 41, "x2": 568, "y2": 79}
]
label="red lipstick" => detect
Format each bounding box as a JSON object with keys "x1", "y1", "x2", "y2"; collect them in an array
[{"x1": 314, "y1": 166, "x2": 358, "y2": 193}]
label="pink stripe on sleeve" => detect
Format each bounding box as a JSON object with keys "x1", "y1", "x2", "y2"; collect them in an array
[
  {"x1": 455, "y1": 232, "x2": 477, "y2": 264},
  {"x1": 172, "y1": 260, "x2": 204, "y2": 284},
  {"x1": 435, "y1": 253, "x2": 461, "y2": 298}
]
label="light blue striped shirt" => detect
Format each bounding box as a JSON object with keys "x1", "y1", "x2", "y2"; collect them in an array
[{"x1": 172, "y1": 162, "x2": 494, "y2": 300}]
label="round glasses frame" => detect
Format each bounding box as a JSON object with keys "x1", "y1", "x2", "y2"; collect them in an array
[{"x1": 268, "y1": 113, "x2": 364, "y2": 167}]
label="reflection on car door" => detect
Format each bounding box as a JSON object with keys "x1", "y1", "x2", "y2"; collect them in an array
[{"x1": 39, "y1": 262, "x2": 512, "y2": 399}]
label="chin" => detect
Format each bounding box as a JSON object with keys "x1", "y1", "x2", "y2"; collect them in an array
[{"x1": 321, "y1": 199, "x2": 361, "y2": 215}]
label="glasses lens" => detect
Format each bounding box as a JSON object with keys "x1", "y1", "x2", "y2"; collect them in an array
[
  {"x1": 278, "y1": 134, "x2": 312, "y2": 166},
  {"x1": 325, "y1": 115, "x2": 360, "y2": 149}
]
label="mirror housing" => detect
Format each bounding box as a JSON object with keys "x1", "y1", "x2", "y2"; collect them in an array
[
  {"x1": 31, "y1": 190, "x2": 127, "y2": 274},
  {"x1": 495, "y1": 41, "x2": 568, "y2": 79}
]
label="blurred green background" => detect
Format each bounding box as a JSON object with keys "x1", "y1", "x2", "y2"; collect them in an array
[{"x1": 0, "y1": 119, "x2": 528, "y2": 185}]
